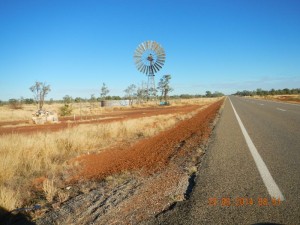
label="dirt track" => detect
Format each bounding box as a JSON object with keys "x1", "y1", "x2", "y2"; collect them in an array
[{"x1": 0, "y1": 105, "x2": 199, "y2": 135}]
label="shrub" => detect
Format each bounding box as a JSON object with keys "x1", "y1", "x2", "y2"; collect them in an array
[
  {"x1": 59, "y1": 104, "x2": 73, "y2": 116},
  {"x1": 8, "y1": 99, "x2": 23, "y2": 109}
]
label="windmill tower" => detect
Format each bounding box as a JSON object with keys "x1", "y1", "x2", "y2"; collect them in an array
[{"x1": 134, "y1": 41, "x2": 166, "y2": 99}]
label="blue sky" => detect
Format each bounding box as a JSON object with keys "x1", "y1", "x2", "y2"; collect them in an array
[{"x1": 0, "y1": 0, "x2": 300, "y2": 100}]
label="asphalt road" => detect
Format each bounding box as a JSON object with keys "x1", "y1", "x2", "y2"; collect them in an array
[{"x1": 152, "y1": 96, "x2": 300, "y2": 225}]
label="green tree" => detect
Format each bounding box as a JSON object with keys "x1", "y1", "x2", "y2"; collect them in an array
[
  {"x1": 256, "y1": 88, "x2": 263, "y2": 96},
  {"x1": 157, "y1": 75, "x2": 173, "y2": 102},
  {"x1": 212, "y1": 91, "x2": 224, "y2": 97},
  {"x1": 75, "y1": 97, "x2": 83, "y2": 103},
  {"x1": 59, "y1": 95, "x2": 73, "y2": 116},
  {"x1": 100, "y1": 83, "x2": 109, "y2": 100},
  {"x1": 205, "y1": 91, "x2": 212, "y2": 97},
  {"x1": 63, "y1": 95, "x2": 73, "y2": 104}
]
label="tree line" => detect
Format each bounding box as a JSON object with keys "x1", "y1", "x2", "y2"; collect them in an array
[
  {"x1": 234, "y1": 88, "x2": 300, "y2": 96},
  {"x1": 0, "y1": 76, "x2": 225, "y2": 109}
]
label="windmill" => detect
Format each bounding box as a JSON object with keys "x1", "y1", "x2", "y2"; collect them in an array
[{"x1": 134, "y1": 40, "x2": 166, "y2": 99}]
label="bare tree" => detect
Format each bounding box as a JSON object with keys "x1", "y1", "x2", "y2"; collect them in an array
[
  {"x1": 124, "y1": 84, "x2": 136, "y2": 105},
  {"x1": 157, "y1": 75, "x2": 173, "y2": 102},
  {"x1": 29, "y1": 81, "x2": 51, "y2": 110},
  {"x1": 136, "y1": 82, "x2": 147, "y2": 104},
  {"x1": 100, "y1": 83, "x2": 109, "y2": 100}
]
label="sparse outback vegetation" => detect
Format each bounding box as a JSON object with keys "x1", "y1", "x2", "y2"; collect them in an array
[{"x1": 0, "y1": 98, "x2": 222, "y2": 211}]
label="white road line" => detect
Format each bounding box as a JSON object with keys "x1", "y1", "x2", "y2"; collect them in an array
[
  {"x1": 229, "y1": 98, "x2": 285, "y2": 200},
  {"x1": 259, "y1": 103, "x2": 264, "y2": 106},
  {"x1": 277, "y1": 108, "x2": 287, "y2": 112}
]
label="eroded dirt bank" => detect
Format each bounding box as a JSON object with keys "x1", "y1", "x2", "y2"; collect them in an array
[{"x1": 34, "y1": 100, "x2": 224, "y2": 225}]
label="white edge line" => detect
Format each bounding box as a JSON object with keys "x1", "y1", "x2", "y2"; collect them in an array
[{"x1": 229, "y1": 97, "x2": 285, "y2": 200}]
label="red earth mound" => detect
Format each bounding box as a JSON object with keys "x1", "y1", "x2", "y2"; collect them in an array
[{"x1": 71, "y1": 100, "x2": 223, "y2": 182}]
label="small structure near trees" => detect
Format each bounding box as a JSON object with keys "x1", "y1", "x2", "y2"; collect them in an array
[{"x1": 32, "y1": 110, "x2": 58, "y2": 125}]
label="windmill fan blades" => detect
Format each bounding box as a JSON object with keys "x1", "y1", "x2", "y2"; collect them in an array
[
  {"x1": 156, "y1": 59, "x2": 165, "y2": 65},
  {"x1": 157, "y1": 56, "x2": 165, "y2": 61},
  {"x1": 137, "y1": 64, "x2": 143, "y2": 73},
  {"x1": 144, "y1": 41, "x2": 148, "y2": 50},
  {"x1": 152, "y1": 42, "x2": 160, "y2": 52},
  {"x1": 139, "y1": 64, "x2": 145, "y2": 73},
  {"x1": 148, "y1": 41, "x2": 153, "y2": 50},
  {"x1": 154, "y1": 62, "x2": 162, "y2": 70},
  {"x1": 156, "y1": 62, "x2": 164, "y2": 68},
  {"x1": 152, "y1": 65, "x2": 158, "y2": 73},
  {"x1": 156, "y1": 59, "x2": 165, "y2": 64},
  {"x1": 156, "y1": 51, "x2": 165, "y2": 56},
  {"x1": 146, "y1": 41, "x2": 150, "y2": 50},
  {"x1": 143, "y1": 65, "x2": 148, "y2": 74},
  {"x1": 136, "y1": 62, "x2": 143, "y2": 70},
  {"x1": 134, "y1": 49, "x2": 143, "y2": 57},
  {"x1": 142, "y1": 43, "x2": 147, "y2": 52},
  {"x1": 134, "y1": 40, "x2": 165, "y2": 75},
  {"x1": 150, "y1": 41, "x2": 156, "y2": 51}
]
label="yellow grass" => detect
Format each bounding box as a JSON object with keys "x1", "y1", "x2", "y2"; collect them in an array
[
  {"x1": 248, "y1": 94, "x2": 299, "y2": 99},
  {"x1": 0, "y1": 102, "x2": 214, "y2": 211},
  {"x1": 0, "y1": 187, "x2": 20, "y2": 211},
  {"x1": 43, "y1": 179, "x2": 58, "y2": 202},
  {"x1": 0, "y1": 97, "x2": 223, "y2": 121}
]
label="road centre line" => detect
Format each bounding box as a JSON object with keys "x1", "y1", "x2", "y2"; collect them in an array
[
  {"x1": 277, "y1": 108, "x2": 287, "y2": 112},
  {"x1": 229, "y1": 98, "x2": 285, "y2": 200}
]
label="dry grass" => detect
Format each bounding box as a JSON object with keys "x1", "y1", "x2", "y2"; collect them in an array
[
  {"x1": 249, "y1": 94, "x2": 300, "y2": 103},
  {"x1": 0, "y1": 186, "x2": 20, "y2": 211},
  {"x1": 168, "y1": 97, "x2": 223, "y2": 106},
  {"x1": 0, "y1": 104, "x2": 60, "y2": 121},
  {"x1": 43, "y1": 179, "x2": 58, "y2": 202},
  {"x1": 0, "y1": 103, "x2": 210, "y2": 211},
  {"x1": 0, "y1": 97, "x2": 223, "y2": 121}
]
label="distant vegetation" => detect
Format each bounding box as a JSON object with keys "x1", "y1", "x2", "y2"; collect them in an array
[
  {"x1": 8, "y1": 99, "x2": 23, "y2": 109},
  {"x1": 0, "y1": 91, "x2": 223, "y2": 106},
  {"x1": 0, "y1": 76, "x2": 223, "y2": 105},
  {"x1": 171, "y1": 91, "x2": 224, "y2": 99},
  {"x1": 234, "y1": 88, "x2": 300, "y2": 96}
]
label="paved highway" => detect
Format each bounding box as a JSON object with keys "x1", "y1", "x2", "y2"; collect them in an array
[{"x1": 153, "y1": 96, "x2": 300, "y2": 225}]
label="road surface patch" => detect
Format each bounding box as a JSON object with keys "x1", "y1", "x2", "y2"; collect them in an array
[
  {"x1": 276, "y1": 108, "x2": 286, "y2": 112},
  {"x1": 229, "y1": 98, "x2": 285, "y2": 201}
]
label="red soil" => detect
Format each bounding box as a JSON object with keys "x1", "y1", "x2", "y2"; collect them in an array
[
  {"x1": 71, "y1": 100, "x2": 223, "y2": 182},
  {"x1": 0, "y1": 105, "x2": 199, "y2": 135}
]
